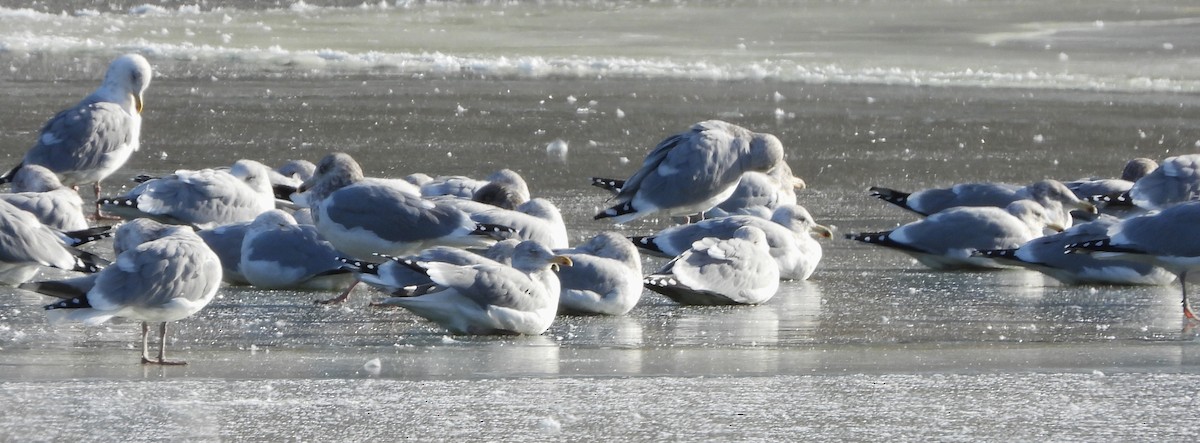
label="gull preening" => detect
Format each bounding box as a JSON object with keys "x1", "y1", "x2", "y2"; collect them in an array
[
  {"x1": 594, "y1": 120, "x2": 785, "y2": 224},
  {"x1": 0, "y1": 54, "x2": 152, "y2": 217}
]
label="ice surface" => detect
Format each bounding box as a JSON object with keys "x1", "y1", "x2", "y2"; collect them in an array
[{"x1": 1, "y1": 1, "x2": 1199, "y2": 439}]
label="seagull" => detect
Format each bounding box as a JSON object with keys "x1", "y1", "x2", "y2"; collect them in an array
[
  {"x1": 239, "y1": 209, "x2": 354, "y2": 291},
  {"x1": 420, "y1": 169, "x2": 531, "y2": 209},
  {"x1": 1066, "y1": 201, "x2": 1200, "y2": 321},
  {"x1": 20, "y1": 219, "x2": 222, "y2": 365},
  {"x1": 1124, "y1": 154, "x2": 1200, "y2": 211},
  {"x1": 98, "y1": 159, "x2": 276, "y2": 229},
  {"x1": 703, "y1": 161, "x2": 806, "y2": 218},
  {"x1": 631, "y1": 204, "x2": 832, "y2": 280},
  {"x1": 437, "y1": 197, "x2": 569, "y2": 249},
  {"x1": 644, "y1": 226, "x2": 780, "y2": 305},
  {"x1": 338, "y1": 240, "x2": 519, "y2": 296},
  {"x1": 869, "y1": 179, "x2": 1096, "y2": 229},
  {"x1": 0, "y1": 164, "x2": 88, "y2": 232},
  {"x1": 1065, "y1": 157, "x2": 1157, "y2": 210},
  {"x1": 296, "y1": 153, "x2": 508, "y2": 260},
  {"x1": 0, "y1": 54, "x2": 152, "y2": 217},
  {"x1": 196, "y1": 221, "x2": 252, "y2": 285},
  {"x1": 594, "y1": 120, "x2": 785, "y2": 223},
  {"x1": 0, "y1": 199, "x2": 107, "y2": 286},
  {"x1": 555, "y1": 232, "x2": 644, "y2": 316},
  {"x1": 369, "y1": 240, "x2": 572, "y2": 335},
  {"x1": 973, "y1": 214, "x2": 1175, "y2": 286},
  {"x1": 846, "y1": 200, "x2": 1062, "y2": 270}
]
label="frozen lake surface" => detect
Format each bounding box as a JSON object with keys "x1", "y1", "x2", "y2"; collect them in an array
[{"x1": 2, "y1": 0, "x2": 1200, "y2": 440}]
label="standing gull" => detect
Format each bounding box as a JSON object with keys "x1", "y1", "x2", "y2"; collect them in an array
[
  {"x1": 1067, "y1": 201, "x2": 1200, "y2": 320},
  {"x1": 846, "y1": 200, "x2": 1061, "y2": 270},
  {"x1": 594, "y1": 120, "x2": 785, "y2": 223},
  {"x1": 644, "y1": 226, "x2": 780, "y2": 306},
  {"x1": 370, "y1": 240, "x2": 572, "y2": 335},
  {"x1": 0, "y1": 54, "x2": 152, "y2": 217},
  {"x1": 19, "y1": 220, "x2": 222, "y2": 365}
]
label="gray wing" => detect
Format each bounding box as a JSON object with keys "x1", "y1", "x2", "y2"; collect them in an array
[
  {"x1": 614, "y1": 131, "x2": 687, "y2": 203},
  {"x1": 424, "y1": 262, "x2": 547, "y2": 311},
  {"x1": 88, "y1": 236, "x2": 223, "y2": 310},
  {"x1": 557, "y1": 254, "x2": 632, "y2": 298},
  {"x1": 0, "y1": 190, "x2": 87, "y2": 232},
  {"x1": 137, "y1": 170, "x2": 270, "y2": 227},
  {"x1": 630, "y1": 127, "x2": 747, "y2": 209},
  {"x1": 324, "y1": 184, "x2": 471, "y2": 243},
  {"x1": 25, "y1": 101, "x2": 134, "y2": 181},
  {"x1": 671, "y1": 238, "x2": 777, "y2": 304},
  {"x1": 908, "y1": 183, "x2": 1021, "y2": 215},
  {"x1": 366, "y1": 247, "x2": 495, "y2": 292},
  {"x1": 1112, "y1": 202, "x2": 1200, "y2": 256},
  {"x1": 0, "y1": 201, "x2": 76, "y2": 269},
  {"x1": 706, "y1": 171, "x2": 784, "y2": 217},
  {"x1": 1066, "y1": 179, "x2": 1133, "y2": 200},
  {"x1": 243, "y1": 224, "x2": 342, "y2": 277},
  {"x1": 646, "y1": 216, "x2": 763, "y2": 256},
  {"x1": 1129, "y1": 155, "x2": 1200, "y2": 210},
  {"x1": 891, "y1": 207, "x2": 1031, "y2": 253},
  {"x1": 197, "y1": 222, "x2": 250, "y2": 284}
]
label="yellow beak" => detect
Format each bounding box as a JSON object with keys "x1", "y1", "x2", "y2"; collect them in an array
[
  {"x1": 550, "y1": 255, "x2": 574, "y2": 271},
  {"x1": 810, "y1": 224, "x2": 834, "y2": 239},
  {"x1": 133, "y1": 93, "x2": 144, "y2": 114}
]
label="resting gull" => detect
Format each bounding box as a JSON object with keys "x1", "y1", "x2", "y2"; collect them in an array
[
  {"x1": 870, "y1": 179, "x2": 1096, "y2": 228},
  {"x1": 98, "y1": 159, "x2": 276, "y2": 229},
  {"x1": 239, "y1": 209, "x2": 353, "y2": 291},
  {"x1": 1, "y1": 164, "x2": 88, "y2": 232},
  {"x1": 644, "y1": 226, "x2": 780, "y2": 306},
  {"x1": 554, "y1": 232, "x2": 644, "y2": 316},
  {"x1": 0, "y1": 199, "x2": 106, "y2": 286},
  {"x1": 846, "y1": 200, "x2": 1061, "y2": 270},
  {"x1": 974, "y1": 214, "x2": 1175, "y2": 286},
  {"x1": 369, "y1": 240, "x2": 572, "y2": 335},
  {"x1": 631, "y1": 204, "x2": 832, "y2": 280}
]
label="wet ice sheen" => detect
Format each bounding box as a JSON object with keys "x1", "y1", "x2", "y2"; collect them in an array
[{"x1": 2, "y1": 0, "x2": 1200, "y2": 439}]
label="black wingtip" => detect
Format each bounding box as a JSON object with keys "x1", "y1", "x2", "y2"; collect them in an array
[
  {"x1": 973, "y1": 249, "x2": 1020, "y2": 260},
  {"x1": 0, "y1": 163, "x2": 23, "y2": 185},
  {"x1": 1064, "y1": 238, "x2": 1140, "y2": 255},
  {"x1": 1089, "y1": 191, "x2": 1134, "y2": 207},
  {"x1": 472, "y1": 223, "x2": 517, "y2": 239},
  {"x1": 594, "y1": 201, "x2": 635, "y2": 220},
  {"x1": 61, "y1": 226, "x2": 115, "y2": 247},
  {"x1": 43, "y1": 295, "x2": 91, "y2": 310},
  {"x1": 273, "y1": 183, "x2": 298, "y2": 201},
  {"x1": 868, "y1": 186, "x2": 910, "y2": 205},
  {"x1": 590, "y1": 177, "x2": 625, "y2": 194},
  {"x1": 69, "y1": 250, "x2": 108, "y2": 273},
  {"x1": 336, "y1": 256, "x2": 381, "y2": 274},
  {"x1": 628, "y1": 235, "x2": 665, "y2": 254},
  {"x1": 97, "y1": 196, "x2": 138, "y2": 208}
]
